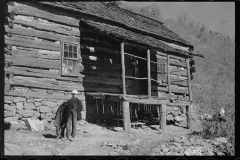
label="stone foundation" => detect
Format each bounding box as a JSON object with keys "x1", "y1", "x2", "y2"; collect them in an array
[{"x1": 4, "y1": 96, "x2": 86, "y2": 123}]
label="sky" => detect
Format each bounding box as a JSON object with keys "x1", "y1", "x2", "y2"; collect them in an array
[{"x1": 124, "y1": 2, "x2": 235, "y2": 38}]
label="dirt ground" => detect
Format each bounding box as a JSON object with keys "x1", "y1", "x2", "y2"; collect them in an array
[{"x1": 4, "y1": 120, "x2": 202, "y2": 156}]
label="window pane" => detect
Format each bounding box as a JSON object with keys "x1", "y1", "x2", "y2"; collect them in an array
[
  {"x1": 72, "y1": 61, "x2": 77, "y2": 73},
  {"x1": 62, "y1": 59, "x2": 68, "y2": 74},
  {"x1": 69, "y1": 45, "x2": 73, "y2": 52},
  {"x1": 64, "y1": 51, "x2": 68, "y2": 58},
  {"x1": 68, "y1": 60, "x2": 73, "y2": 73},
  {"x1": 64, "y1": 44, "x2": 68, "y2": 51},
  {"x1": 73, "y1": 53, "x2": 77, "y2": 58},
  {"x1": 74, "y1": 46, "x2": 77, "y2": 52},
  {"x1": 69, "y1": 52, "x2": 72, "y2": 58}
]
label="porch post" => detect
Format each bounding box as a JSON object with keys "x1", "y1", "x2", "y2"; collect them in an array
[
  {"x1": 167, "y1": 54, "x2": 171, "y2": 99},
  {"x1": 121, "y1": 100, "x2": 131, "y2": 132},
  {"x1": 147, "y1": 49, "x2": 151, "y2": 98},
  {"x1": 121, "y1": 42, "x2": 126, "y2": 96},
  {"x1": 159, "y1": 103, "x2": 166, "y2": 130}
]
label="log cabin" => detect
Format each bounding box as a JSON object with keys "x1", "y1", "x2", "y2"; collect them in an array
[{"x1": 3, "y1": 2, "x2": 204, "y2": 131}]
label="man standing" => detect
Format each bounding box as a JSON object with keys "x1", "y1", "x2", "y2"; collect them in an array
[{"x1": 66, "y1": 90, "x2": 83, "y2": 141}]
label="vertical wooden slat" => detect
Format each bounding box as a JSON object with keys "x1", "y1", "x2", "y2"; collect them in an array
[
  {"x1": 147, "y1": 49, "x2": 151, "y2": 98},
  {"x1": 167, "y1": 54, "x2": 171, "y2": 99},
  {"x1": 121, "y1": 42, "x2": 126, "y2": 96},
  {"x1": 186, "y1": 58, "x2": 193, "y2": 101},
  {"x1": 122, "y1": 100, "x2": 131, "y2": 132},
  {"x1": 159, "y1": 104, "x2": 166, "y2": 130},
  {"x1": 186, "y1": 104, "x2": 192, "y2": 129}
]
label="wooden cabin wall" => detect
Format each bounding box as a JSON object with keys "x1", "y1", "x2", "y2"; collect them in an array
[
  {"x1": 4, "y1": 2, "x2": 87, "y2": 122},
  {"x1": 150, "y1": 51, "x2": 190, "y2": 101},
  {"x1": 79, "y1": 22, "x2": 123, "y2": 94}
]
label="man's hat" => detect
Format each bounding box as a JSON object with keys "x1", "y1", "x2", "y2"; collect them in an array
[{"x1": 71, "y1": 90, "x2": 78, "y2": 95}]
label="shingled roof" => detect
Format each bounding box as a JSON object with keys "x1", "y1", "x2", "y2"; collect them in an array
[
  {"x1": 82, "y1": 19, "x2": 192, "y2": 57},
  {"x1": 38, "y1": 2, "x2": 193, "y2": 48}
]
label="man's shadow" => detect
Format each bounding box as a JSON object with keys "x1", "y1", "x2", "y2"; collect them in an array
[{"x1": 42, "y1": 134, "x2": 57, "y2": 139}]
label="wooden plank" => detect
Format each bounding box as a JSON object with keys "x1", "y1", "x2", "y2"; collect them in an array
[
  {"x1": 5, "y1": 90, "x2": 85, "y2": 100},
  {"x1": 152, "y1": 85, "x2": 189, "y2": 94},
  {"x1": 5, "y1": 35, "x2": 60, "y2": 51},
  {"x1": 81, "y1": 65, "x2": 121, "y2": 78},
  {"x1": 147, "y1": 49, "x2": 151, "y2": 98},
  {"x1": 186, "y1": 104, "x2": 192, "y2": 129},
  {"x1": 81, "y1": 45, "x2": 120, "y2": 57},
  {"x1": 159, "y1": 104, "x2": 166, "y2": 130},
  {"x1": 5, "y1": 54, "x2": 60, "y2": 70},
  {"x1": 8, "y1": 4, "x2": 79, "y2": 27},
  {"x1": 122, "y1": 101, "x2": 131, "y2": 132},
  {"x1": 4, "y1": 25, "x2": 80, "y2": 43},
  {"x1": 167, "y1": 54, "x2": 171, "y2": 99},
  {"x1": 5, "y1": 49, "x2": 60, "y2": 60},
  {"x1": 8, "y1": 17, "x2": 80, "y2": 37},
  {"x1": 186, "y1": 58, "x2": 192, "y2": 101},
  {"x1": 83, "y1": 76, "x2": 121, "y2": 86},
  {"x1": 11, "y1": 78, "x2": 84, "y2": 92},
  {"x1": 170, "y1": 78, "x2": 188, "y2": 87},
  {"x1": 84, "y1": 86, "x2": 121, "y2": 93},
  {"x1": 5, "y1": 66, "x2": 84, "y2": 82},
  {"x1": 121, "y1": 42, "x2": 126, "y2": 96}
]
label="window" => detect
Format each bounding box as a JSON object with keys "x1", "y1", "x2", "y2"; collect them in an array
[
  {"x1": 61, "y1": 42, "x2": 80, "y2": 76},
  {"x1": 157, "y1": 59, "x2": 166, "y2": 83}
]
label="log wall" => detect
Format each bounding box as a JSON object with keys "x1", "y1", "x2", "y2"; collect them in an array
[{"x1": 4, "y1": 2, "x2": 87, "y2": 122}]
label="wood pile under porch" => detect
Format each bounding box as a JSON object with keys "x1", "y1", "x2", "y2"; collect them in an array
[{"x1": 85, "y1": 93, "x2": 193, "y2": 132}]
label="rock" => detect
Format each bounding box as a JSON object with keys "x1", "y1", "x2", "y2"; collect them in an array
[
  {"x1": 16, "y1": 102, "x2": 24, "y2": 110},
  {"x1": 216, "y1": 151, "x2": 225, "y2": 156},
  {"x1": 169, "y1": 146, "x2": 179, "y2": 153},
  {"x1": 13, "y1": 97, "x2": 26, "y2": 103},
  {"x1": 165, "y1": 152, "x2": 172, "y2": 155},
  {"x1": 173, "y1": 136, "x2": 182, "y2": 143},
  {"x1": 4, "y1": 111, "x2": 14, "y2": 117},
  {"x1": 46, "y1": 101, "x2": 57, "y2": 108},
  {"x1": 24, "y1": 103, "x2": 36, "y2": 110},
  {"x1": 41, "y1": 101, "x2": 47, "y2": 106},
  {"x1": 32, "y1": 119, "x2": 44, "y2": 131},
  {"x1": 4, "y1": 104, "x2": 11, "y2": 110},
  {"x1": 18, "y1": 110, "x2": 33, "y2": 118},
  {"x1": 113, "y1": 127, "x2": 123, "y2": 132},
  {"x1": 174, "y1": 116, "x2": 185, "y2": 122},
  {"x1": 8, "y1": 121, "x2": 19, "y2": 125},
  {"x1": 184, "y1": 150, "x2": 191, "y2": 156},
  {"x1": 33, "y1": 111, "x2": 41, "y2": 118},
  {"x1": 34, "y1": 99, "x2": 43, "y2": 102},
  {"x1": 16, "y1": 113, "x2": 22, "y2": 119},
  {"x1": 162, "y1": 148, "x2": 169, "y2": 153},
  {"x1": 5, "y1": 105, "x2": 16, "y2": 111},
  {"x1": 5, "y1": 117, "x2": 19, "y2": 122},
  {"x1": 100, "y1": 142, "x2": 108, "y2": 147},
  {"x1": 215, "y1": 137, "x2": 228, "y2": 144},
  {"x1": 25, "y1": 118, "x2": 39, "y2": 131},
  {"x1": 27, "y1": 98, "x2": 34, "y2": 103},
  {"x1": 34, "y1": 102, "x2": 41, "y2": 107},
  {"x1": 184, "y1": 142, "x2": 192, "y2": 146},
  {"x1": 212, "y1": 141, "x2": 220, "y2": 146},
  {"x1": 167, "y1": 114, "x2": 174, "y2": 121},
  {"x1": 189, "y1": 138, "x2": 195, "y2": 143},
  {"x1": 41, "y1": 113, "x2": 46, "y2": 119},
  {"x1": 171, "y1": 142, "x2": 182, "y2": 148},
  {"x1": 39, "y1": 106, "x2": 52, "y2": 113},
  {"x1": 52, "y1": 107, "x2": 58, "y2": 114}
]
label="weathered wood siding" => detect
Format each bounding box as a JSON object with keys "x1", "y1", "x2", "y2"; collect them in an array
[{"x1": 150, "y1": 51, "x2": 190, "y2": 101}]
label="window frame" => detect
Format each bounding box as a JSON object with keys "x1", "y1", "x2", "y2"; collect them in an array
[{"x1": 61, "y1": 41, "x2": 80, "y2": 77}]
